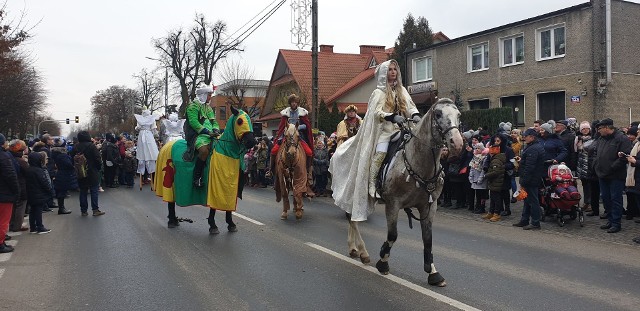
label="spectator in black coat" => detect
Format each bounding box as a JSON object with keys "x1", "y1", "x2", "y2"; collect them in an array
[
  {"x1": 25, "y1": 151, "x2": 53, "y2": 234},
  {"x1": 70, "y1": 131, "x2": 105, "y2": 216},
  {"x1": 555, "y1": 120, "x2": 577, "y2": 171},
  {"x1": 594, "y1": 119, "x2": 633, "y2": 233},
  {"x1": 513, "y1": 128, "x2": 546, "y2": 230},
  {"x1": 0, "y1": 134, "x2": 20, "y2": 252},
  {"x1": 51, "y1": 139, "x2": 78, "y2": 215}
]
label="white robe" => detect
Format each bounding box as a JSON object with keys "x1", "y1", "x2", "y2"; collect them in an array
[
  {"x1": 135, "y1": 113, "x2": 159, "y2": 173},
  {"x1": 329, "y1": 60, "x2": 417, "y2": 221},
  {"x1": 161, "y1": 118, "x2": 185, "y2": 144}
]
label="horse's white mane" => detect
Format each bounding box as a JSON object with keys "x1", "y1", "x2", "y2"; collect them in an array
[{"x1": 285, "y1": 123, "x2": 298, "y2": 137}]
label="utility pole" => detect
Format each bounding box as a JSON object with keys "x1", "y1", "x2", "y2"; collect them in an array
[{"x1": 311, "y1": 0, "x2": 318, "y2": 129}]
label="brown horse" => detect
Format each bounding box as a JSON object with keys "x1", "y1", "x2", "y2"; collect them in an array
[{"x1": 275, "y1": 124, "x2": 307, "y2": 220}]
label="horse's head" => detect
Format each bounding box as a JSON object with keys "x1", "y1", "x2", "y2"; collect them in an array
[
  {"x1": 230, "y1": 106, "x2": 256, "y2": 150},
  {"x1": 429, "y1": 98, "x2": 463, "y2": 156}
]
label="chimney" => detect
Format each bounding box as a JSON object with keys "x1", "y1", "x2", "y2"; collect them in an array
[
  {"x1": 320, "y1": 44, "x2": 334, "y2": 53},
  {"x1": 359, "y1": 45, "x2": 385, "y2": 55}
]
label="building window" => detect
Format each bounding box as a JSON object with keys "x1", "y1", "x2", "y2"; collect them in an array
[
  {"x1": 219, "y1": 106, "x2": 227, "y2": 121},
  {"x1": 501, "y1": 95, "x2": 525, "y2": 127},
  {"x1": 538, "y1": 91, "x2": 565, "y2": 121},
  {"x1": 536, "y1": 25, "x2": 565, "y2": 60},
  {"x1": 468, "y1": 43, "x2": 489, "y2": 72},
  {"x1": 500, "y1": 35, "x2": 524, "y2": 66},
  {"x1": 468, "y1": 99, "x2": 489, "y2": 110},
  {"x1": 368, "y1": 58, "x2": 377, "y2": 68},
  {"x1": 413, "y1": 57, "x2": 432, "y2": 83}
]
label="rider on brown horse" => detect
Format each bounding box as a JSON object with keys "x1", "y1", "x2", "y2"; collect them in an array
[{"x1": 269, "y1": 94, "x2": 315, "y2": 197}]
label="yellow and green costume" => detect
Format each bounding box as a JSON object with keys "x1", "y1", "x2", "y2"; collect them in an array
[{"x1": 186, "y1": 100, "x2": 219, "y2": 149}]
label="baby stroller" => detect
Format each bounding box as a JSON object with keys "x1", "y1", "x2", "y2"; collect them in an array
[{"x1": 539, "y1": 164, "x2": 584, "y2": 227}]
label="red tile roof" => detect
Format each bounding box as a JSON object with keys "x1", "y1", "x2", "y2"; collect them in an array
[{"x1": 326, "y1": 68, "x2": 375, "y2": 104}]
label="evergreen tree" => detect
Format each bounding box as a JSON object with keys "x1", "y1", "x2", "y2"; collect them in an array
[{"x1": 390, "y1": 14, "x2": 433, "y2": 74}]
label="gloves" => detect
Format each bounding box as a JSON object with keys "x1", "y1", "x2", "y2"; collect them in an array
[
  {"x1": 411, "y1": 114, "x2": 421, "y2": 123},
  {"x1": 298, "y1": 124, "x2": 307, "y2": 130},
  {"x1": 200, "y1": 128, "x2": 210, "y2": 135},
  {"x1": 384, "y1": 114, "x2": 405, "y2": 125},
  {"x1": 211, "y1": 129, "x2": 221, "y2": 137}
]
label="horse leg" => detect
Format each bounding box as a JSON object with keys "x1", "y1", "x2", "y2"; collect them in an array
[
  {"x1": 294, "y1": 193, "x2": 304, "y2": 219},
  {"x1": 420, "y1": 205, "x2": 446, "y2": 287},
  {"x1": 347, "y1": 220, "x2": 371, "y2": 264},
  {"x1": 281, "y1": 194, "x2": 290, "y2": 220},
  {"x1": 226, "y1": 211, "x2": 237, "y2": 232},
  {"x1": 375, "y1": 203, "x2": 400, "y2": 275},
  {"x1": 346, "y1": 213, "x2": 358, "y2": 258},
  {"x1": 167, "y1": 202, "x2": 179, "y2": 228},
  {"x1": 208, "y1": 209, "x2": 220, "y2": 235},
  {"x1": 139, "y1": 172, "x2": 143, "y2": 191}
]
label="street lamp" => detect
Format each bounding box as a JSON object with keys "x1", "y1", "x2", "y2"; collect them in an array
[{"x1": 145, "y1": 56, "x2": 169, "y2": 116}]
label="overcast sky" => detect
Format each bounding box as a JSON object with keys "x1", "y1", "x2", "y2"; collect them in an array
[{"x1": 9, "y1": 0, "x2": 614, "y2": 134}]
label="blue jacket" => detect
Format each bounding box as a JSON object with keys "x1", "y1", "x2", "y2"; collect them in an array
[
  {"x1": 519, "y1": 139, "x2": 545, "y2": 187},
  {"x1": 52, "y1": 147, "x2": 79, "y2": 196},
  {"x1": 540, "y1": 133, "x2": 568, "y2": 164}
]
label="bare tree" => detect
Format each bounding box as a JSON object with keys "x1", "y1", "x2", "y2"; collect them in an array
[
  {"x1": 152, "y1": 14, "x2": 241, "y2": 115},
  {"x1": 133, "y1": 68, "x2": 164, "y2": 115},
  {"x1": 217, "y1": 60, "x2": 264, "y2": 119},
  {"x1": 90, "y1": 86, "x2": 138, "y2": 134}
]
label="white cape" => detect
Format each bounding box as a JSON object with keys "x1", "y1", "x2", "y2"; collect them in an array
[
  {"x1": 135, "y1": 113, "x2": 159, "y2": 161},
  {"x1": 329, "y1": 90, "x2": 382, "y2": 221}
]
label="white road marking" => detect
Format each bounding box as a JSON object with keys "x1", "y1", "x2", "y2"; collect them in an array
[
  {"x1": 0, "y1": 240, "x2": 16, "y2": 263},
  {"x1": 234, "y1": 212, "x2": 265, "y2": 226},
  {"x1": 305, "y1": 242, "x2": 482, "y2": 311},
  {"x1": 0, "y1": 268, "x2": 4, "y2": 279}
]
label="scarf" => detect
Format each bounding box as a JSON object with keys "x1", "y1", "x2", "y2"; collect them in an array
[{"x1": 626, "y1": 141, "x2": 639, "y2": 187}]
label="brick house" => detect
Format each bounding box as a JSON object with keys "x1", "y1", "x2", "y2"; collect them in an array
[
  {"x1": 405, "y1": 0, "x2": 640, "y2": 128},
  {"x1": 211, "y1": 79, "x2": 268, "y2": 129},
  {"x1": 260, "y1": 45, "x2": 392, "y2": 136}
]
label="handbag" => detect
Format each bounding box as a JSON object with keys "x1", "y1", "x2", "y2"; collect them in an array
[{"x1": 105, "y1": 160, "x2": 114, "y2": 167}]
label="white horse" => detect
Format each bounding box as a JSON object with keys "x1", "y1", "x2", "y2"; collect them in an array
[{"x1": 348, "y1": 98, "x2": 463, "y2": 287}]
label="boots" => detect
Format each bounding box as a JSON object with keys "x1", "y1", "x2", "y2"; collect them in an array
[
  {"x1": 57, "y1": 198, "x2": 71, "y2": 215},
  {"x1": 489, "y1": 214, "x2": 501, "y2": 222},
  {"x1": 193, "y1": 158, "x2": 206, "y2": 187},
  {"x1": 481, "y1": 212, "x2": 494, "y2": 220},
  {"x1": 368, "y1": 152, "x2": 386, "y2": 198}
]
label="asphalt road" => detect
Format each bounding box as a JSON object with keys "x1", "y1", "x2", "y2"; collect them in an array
[{"x1": 2, "y1": 184, "x2": 640, "y2": 311}]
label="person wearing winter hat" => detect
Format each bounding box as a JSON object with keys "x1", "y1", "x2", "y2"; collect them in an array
[
  {"x1": 8, "y1": 139, "x2": 29, "y2": 232},
  {"x1": 71, "y1": 131, "x2": 105, "y2": 216},
  {"x1": 335, "y1": 104, "x2": 362, "y2": 147},
  {"x1": 0, "y1": 134, "x2": 20, "y2": 252},
  {"x1": 594, "y1": 118, "x2": 632, "y2": 233},
  {"x1": 539, "y1": 120, "x2": 568, "y2": 170},
  {"x1": 575, "y1": 121, "x2": 597, "y2": 214},
  {"x1": 51, "y1": 138, "x2": 77, "y2": 214}
]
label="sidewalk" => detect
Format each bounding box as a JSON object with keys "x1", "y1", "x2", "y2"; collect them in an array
[{"x1": 437, "y1": 199, "x2": 640, "y2": 247}]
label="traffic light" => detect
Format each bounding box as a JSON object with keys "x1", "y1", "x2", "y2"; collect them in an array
[
  {"x1": 66, "y1": 118, "x2": 70, "y2": 124},
  {"x1": 75, "y1": 116, "x2": 79, "y2": 123}
]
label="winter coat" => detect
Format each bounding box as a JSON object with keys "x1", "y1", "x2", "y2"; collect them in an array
[
  {"x1": 594, "y1": 130, "x2": 633, "y2": 180},
  {"x1": 256, "y1": 148, "x2": 268, "y2": 170},
  {"x1": 468, "y1": 155, "x2": 488, "y2": 190},
  {"x1": 51, "y1": 147, "x2": 79, "y2": 196},
  {"x1": 540, "y1": 133, "x2": 568, "y2": 164},
  {"x1": 485, "y1": 153, "x2": 506, "y2": 192},
  {"x1": 10, "y1": 151, "x2": 29, "y2": 201},
  {"x1": 102, "y1": 141, "x2": 120, "y2": 166},
  {"x1": 576, "y1": 135, "x2": 597, "y2": 180},
  {"x1": 558, "y1": 129, "x2": 577, "y2": 171},
  {"x1": 313, "y1": 148, "x2": 330, "y2": 175},
  {"x1": 626, "y1": 154, "x2": 640, "y2": 195},
  {"x1": 70, "y1": 131, "x2": 102, "y2": 188},
  {"x1": 123, "y1": 156, "x2": 137, "y2": 173},
  {"x1": 447, "y1": 148, "x2": 473, "y2": 183},
  {"x1": 25, "y1": 152, "x2": 53, "y2": 206},
  {"x1": 0, "y1": 149, "x2": 19, "y2": 203},
  {"x1": 519, "y1": 139, "x2": 546, "y2": 188}
]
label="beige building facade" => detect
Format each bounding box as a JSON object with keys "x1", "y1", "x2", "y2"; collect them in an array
[{"x1": 405, "y1": 0, "x2": 640, "y2": 128}]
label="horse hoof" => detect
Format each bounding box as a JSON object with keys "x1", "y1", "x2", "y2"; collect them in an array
[
  {"x1": 280, "y1": 212, "x2": 288, "y2": 220},
  {"x1": 209, "y1": 227, "x2": 220, "y2": 235},
  {"x1": 428, "y1": 272, "x2": 446, "y2": 287},
  {"x1": 228, "y1": 225, "x2": 237, "y2": 232},
  {"x1": 295, "y1": 211, "x2": 303, "y2": 219},
  {"x1": 375, "y1": 259, "x2": 389, "y2": 274},
  {"x1": 349, "y1": 249, "x2": 358, "y2": 258},
  {"x1": 360, "y1": 255, "x2": 370, "y2": 264}
]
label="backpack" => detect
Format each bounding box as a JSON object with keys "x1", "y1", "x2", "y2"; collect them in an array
[{"x1": 74, "y1": 152, "x2": 89, "y2": 179}]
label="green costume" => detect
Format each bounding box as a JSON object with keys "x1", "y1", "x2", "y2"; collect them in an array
[{"x1": 186, "y1": 99, "x2": 220, "y2": 149}]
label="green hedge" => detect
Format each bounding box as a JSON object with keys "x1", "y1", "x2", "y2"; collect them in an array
[{"x1": 460, "y1": 107, "x2": 513, "y2": 133}]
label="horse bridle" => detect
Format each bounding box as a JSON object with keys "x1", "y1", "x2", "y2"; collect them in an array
[{"x1": 399, "y1": 105, "x2": 459, "y2": 226}]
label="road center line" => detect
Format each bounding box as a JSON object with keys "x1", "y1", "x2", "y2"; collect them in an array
[
  {"x1": 305, "y1": 242, "x2": 481, "y2": 311},
  {"x1": 234, "y1": 212, "x2": 265, "y2": 226}
]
